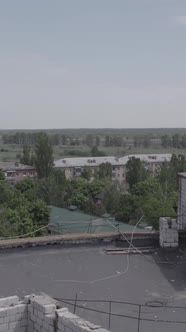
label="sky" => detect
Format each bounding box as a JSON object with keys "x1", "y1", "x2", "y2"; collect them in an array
[{"x1": 0, "y1": 0, "x2": 186, "y2": 129}]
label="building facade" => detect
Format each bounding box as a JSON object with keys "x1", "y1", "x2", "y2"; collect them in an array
[
  {"x1": 177, "y1": 172, "x2": 186, "y2": 229},
  {"x1": 0, "y1": 162, "x2": 37, "y2": 184},
  {"x1": 54, "y1": 154, "x2": 172, "y2": 184}
]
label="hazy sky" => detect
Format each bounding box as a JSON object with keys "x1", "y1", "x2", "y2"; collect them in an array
[{"x1": 0, "y1": 0, "x2": 186, "y2": 129}]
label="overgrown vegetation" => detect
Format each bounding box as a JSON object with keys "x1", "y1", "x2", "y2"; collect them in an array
[{"x1": 0, "y1": 131, "x2": 184, "y2": 236}]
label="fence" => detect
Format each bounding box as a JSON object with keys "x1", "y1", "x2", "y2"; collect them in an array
[
  {"x1": 48, "y1": 219, "x2": 145, "y2": 235},
  {"x1": 55, "y1": 296, "x2": 186, "y2": 332}
]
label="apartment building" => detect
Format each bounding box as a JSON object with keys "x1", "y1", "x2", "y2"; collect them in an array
[
  {"x1": 0, "y1": 162, "x2": 37, "y2": 184},
  {"x1": 54, "y1": 153, "x2": 172, "y2": 184},
  {"x1": 177, "y1": 172, "x2": 186, "y2": 229}
]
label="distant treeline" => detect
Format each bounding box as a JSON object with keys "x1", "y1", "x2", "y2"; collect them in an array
[
  {"x1": 2, "y1": 131, "x2": 186, "y2": 149},
  {"x1": 161, "y1": 134, "x2": 186, "y2": 148}
]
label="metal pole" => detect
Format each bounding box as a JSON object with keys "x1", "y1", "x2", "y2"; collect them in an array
[
  {"x1": 108, "y1": 301, "x2": 112, "y2": 330},
  {"x1": 73, "y1": 293, "x2": 78, "y2": 314},
  {"x1": 137, "y1": 305, "x2": 141, "y2": 332}
]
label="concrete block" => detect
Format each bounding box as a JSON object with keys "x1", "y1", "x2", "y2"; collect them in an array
[
  {"x1": 3, "y1": 316, "x2": 10, "y2": 323},
  {"x1": 34, "y1": 322, "x2": 40, "y2": 332},
  {"x1": 36, "y1": 316, "x2": 43, "y2": 327},
  {"x1": 48, "y1": 325, "x2": 55, "y2": 332},
  {"x1": 0, "y1": 323, "x2": 8, "y2": 331},
  {"x1": 15, "y1": 327, "x2": 26, "y2": 332},
  {"x1": 38, "y1": 310, "x2": 44, "y2": 320},
  {"x1": 28, "y1": 305, "x2": 34, "y2": 314},
  {"x1": 0, "y1": 308, "x2": 7, "y2": 318},
  {"x1": 43, "y1": 304, "x2": 56, "y2": 315},
  {"x1": 0, "y1": 296, "x2": 19, "y2": 308},
  {"x1": 9, "y1": 314, "x2": 17, "y2": 322},
  {"x1": 57, "y1": 322, "x2": 66, "y2": 332},
  {"x1": 41, "y1": 328, "x2": 48, "y2": 332},
  {"x1": 42, "y1": 321, "x2": 49, "y2": 330},
  {"x1": 30, "y1": 312, "x2": 35, "y2": 322},
  {"x1": 9, "y1": 321, "x2": 18, "y2": 329},
  {"x1": 6, "y1": 307, "x2": 17, "y2": 316},
  {"x1": 44, "y1": 313, "x2": 55, "y2": 326},
  {"x1": 23, "y1": 295, "x2": 31, "y2": 304},
  {"x1": 16, "y1": 304, "x2": 27, "y2": 314},
  {"x1": 16, "y1": 313, "x2": 27, "y2": 321},
  {"x1": 20, "y1": 319, "x2": 27, "y2": 327},
  {"x1": 28, "y1": 320, "x2": 34, "y2": 328},
  {"x1": 34, "y1": 308, "x2": 38, "y2": 317}
]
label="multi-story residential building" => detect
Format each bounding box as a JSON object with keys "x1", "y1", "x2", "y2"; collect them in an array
[
  {"x1": 177, "y1": 172, "x2": 186, "y2": 229},
  {"x1": 0, "y1": 162, "x2": 37, "y2": 184},
  {"x1": 54, "y1": 154, "x2": 172, "y2": 184}
]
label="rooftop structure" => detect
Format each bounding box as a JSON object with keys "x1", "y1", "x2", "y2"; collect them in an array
[
  {"x1": 54, "y1": 156, "x2": 122, "y2": 168},
  {"x1": 54, "y1": 153, "x2": 172, "y2": 183},
  {"x1": 49, "y1": 206, "x2": 143, "y2": 234},
  {"x1": 0, "y1": 162, "x2": 35, "y2": 171},
  {"x1": 0, "y1": 294, "x2": 110, "y2": 332},
  {"x1": 54, "y1": 154, "x2": 172, "y2": 168},
  {"x1": 0, "y1": 162, "x2": 36, "y2": 183},
  {"x1": 0, "y1": 246, "x2": 186, "y2": 332}
]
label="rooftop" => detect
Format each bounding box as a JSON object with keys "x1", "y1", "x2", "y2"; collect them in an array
[
  {"x1": 0, "y1": 246, "x2": 186, "y2": 332},
  {"x1": 0, "y1": 162, "x2": 35, "y2": 171},
  {"x1": 49, "y1": 206, "x2": 143, "y2": 234},
  {"x1": 54, "y1": 154, "x2": 172, "y2": 168}
]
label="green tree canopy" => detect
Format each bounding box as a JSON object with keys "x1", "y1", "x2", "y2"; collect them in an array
[
  {"x1": 98, "y1": 162, "x2": 112, "y2": 180},
  {"x1": 34, "y1": 132, "x2": 54, "y2": 179},
  {"x1": 126, "y1": 157, "x2": 148, "y2": 189}
]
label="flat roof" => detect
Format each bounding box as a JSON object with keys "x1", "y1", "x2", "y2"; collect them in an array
[
  {"x1": 0, "y1": 246, "x2": 186, "y2": 332},
  {"x1": 0, "y1": 162, "x2": 35, "y2": 171},
  {"x1": 54, "y1": 154, "x2": 172, "y2": 168}
]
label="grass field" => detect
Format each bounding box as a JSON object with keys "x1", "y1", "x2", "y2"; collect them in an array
[
  {"x1": 0, "y1": 144, "x2": 185, "y2": 162},
  {"x1": 0, "y1": 128, "x2": 186, "y2": 162}
]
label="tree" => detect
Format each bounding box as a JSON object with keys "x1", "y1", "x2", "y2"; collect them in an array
[
  {"x1": 126, "y1": 157, "x2": 148, "y2": 189},
  {"x1": 115, "y1": 194, "x2": 138, "y2": 223},
  {"x1": 36, "y1": 169, "x2": 66, "y2": 207},
  {"x1": 172, "y1": 134, "x2": 180, "y2": 148},
  {"x1": 91, "y1": 146, "x2": 99, "y2": 156},
  {"x1": 30, "y1": 199, "x2": 50, "y2": 227},
  {"x1": 20, "y1": 145, "x2": 32, "y2": 165},
  {"x1": 102, "y1": 182, "x2": 121, "y2": 215},
  {"x1": 15, "y1": 178, "x2": 34, "y2": 193},
  {"x1": 85, "y1": 134, "x2": 93, "y2": 147},
  {"x1": 96, "y1": 136, "x2": 100, "y2": 146},
  {"x1": 34, "y1": 132, "x2": 54, "y2": 179},
  {"x1": 91, "y1": 146, "x2": 105, "y2": 157},
  {"x1": 161, "y1": 135, "x2": 171, "y2": 148},
  {"x1": 81, "y1": 167, "x2": 92, "y2": 181},
  {"x1": 181, "y1": 134, "x2": 186, "y2": 148},
  {"x1": 105, "y1": 136, "x2": 111, "y2": 147},
  {"x1": 98, "y1": 163, "x2": 112, "y2": 180},
  {"x1": 143, "y1": 136, "x2": 150, "y2": 148},
  {"x1": 0, "y1": 170, "x2": 5, "y2": 181}
]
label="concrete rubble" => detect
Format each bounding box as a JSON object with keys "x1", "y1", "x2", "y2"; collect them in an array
[{"x1": 0, "y1": 294, "x2": 110, "y2": 332}]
